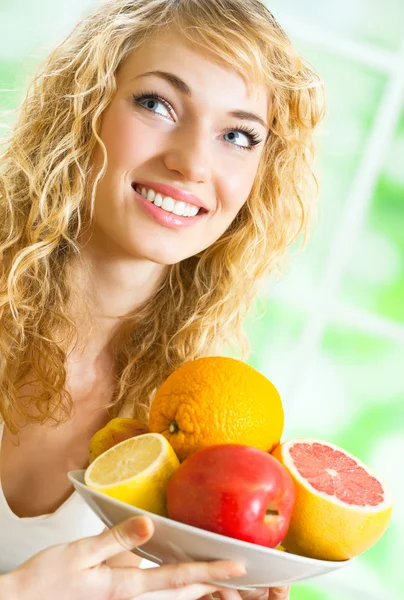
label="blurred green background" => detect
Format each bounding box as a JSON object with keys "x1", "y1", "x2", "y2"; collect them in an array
[{"x1": 0, "y1": 1, "x2": 402, "y2": 599}]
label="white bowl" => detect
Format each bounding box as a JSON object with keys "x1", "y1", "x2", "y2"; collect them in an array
[{"x1": 68, "y1": 470, "x2": 351, "y2": 590}]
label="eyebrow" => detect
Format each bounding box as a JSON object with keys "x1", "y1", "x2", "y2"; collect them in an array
[{"x1": 134, "y1": 70, "x2": 268, "y2": 130}]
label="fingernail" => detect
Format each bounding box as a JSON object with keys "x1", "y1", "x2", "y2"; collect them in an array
[
  {"x1": 132, "y1": 516, "x2": 152, "y2": 538},
  {"x1": 229, "y1": 564, "x2": 247, "y2": 577},
  {"x1": 270, "y1": 586, "x2": 291, "y2": 598},
  {"x1": 220, "y1": 563, "x2": 247, "y2": 578}
]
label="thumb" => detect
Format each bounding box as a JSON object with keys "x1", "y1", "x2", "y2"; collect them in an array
[
  {"x1": 268, "y1": 587, "x2": 290, "y2": 599},
  {"x1": 74, "y1": 516, "x2": 154, "y2": 569}
]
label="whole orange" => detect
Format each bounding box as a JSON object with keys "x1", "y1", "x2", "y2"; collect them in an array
[{"x1": 148, "y1": 357, "x2": 284, "y2": 462}]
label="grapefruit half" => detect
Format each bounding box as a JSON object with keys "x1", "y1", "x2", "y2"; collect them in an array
[{"x1": 272, "y1": 439, "x2": 393, "y2": 561}]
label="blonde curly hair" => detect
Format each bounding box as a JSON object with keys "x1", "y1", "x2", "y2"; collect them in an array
[{"x1": 0, "y1": 0, "x2": 325, "y2": 433}]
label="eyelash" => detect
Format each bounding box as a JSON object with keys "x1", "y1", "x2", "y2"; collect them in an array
[
  {"x1": 222, "y1": 126, "x2": 262, "y2": 150},
  {"x1": 132, "y1": 91, "x2": 263, "y2": 151},
  {"x1": 133, "y1": 90, "x2": 174, "y2": 116}
]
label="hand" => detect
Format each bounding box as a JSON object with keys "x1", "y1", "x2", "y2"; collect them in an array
[
  {"x1": 1, "y1": 516, "x2": 246, "y2": 600},
  {"x1": 203, "y1": 586, "x2": 290, "y2": 599}
]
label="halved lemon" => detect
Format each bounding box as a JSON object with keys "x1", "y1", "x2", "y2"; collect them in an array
[{"x1": 84, "y1": 433, "x2": 180, "y2": 516}]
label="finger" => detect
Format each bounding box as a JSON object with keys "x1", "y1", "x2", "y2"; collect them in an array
[
  {"x1": 180, "y1": 585, "x2": 243, "y2": 600},
  {"x1": 133, "y1": 584, "x2": 221, "y2": 599},
  {"x1": 214, "y1": 590, "x2": 243, "y2": 599},
  {"x1": 268, "y1": 587, "x2": 290, "y2": 600},
  {"x1": 111, "y1": 560, "x2": 246, "y2": 597},
  {"x1": 72, "y1": 516, "x2": 154, "y2": 568},
  {"x1": 105, "y1": 547, "x2": 143, "y2": 568},
  {"x1": 200, "y1": 591, "x2": 235, "y2": 600},
  {"x1": 200, "y1": 593, "x2": 233, "y2": 600}
]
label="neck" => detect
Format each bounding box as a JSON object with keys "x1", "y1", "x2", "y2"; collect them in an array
[{"x1": 68, "y1": 239, "x2": 168, "y2": 361}]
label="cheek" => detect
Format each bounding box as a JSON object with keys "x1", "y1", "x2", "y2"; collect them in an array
[
  {"x1": 218, "y1": 154, "x2": 261, "y2": 213},
  {"x1": 100, "y1": 105, "x2": 158, "y2": 170}
]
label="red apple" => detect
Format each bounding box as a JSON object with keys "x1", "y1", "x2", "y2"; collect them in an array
[{"x1": 167, "y1": 444, "x2": 295, "y2": 547}]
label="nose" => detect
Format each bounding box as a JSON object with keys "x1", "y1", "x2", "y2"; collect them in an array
[{"x1": 162, "y1": 125, "x2": 211, "y2": 184}]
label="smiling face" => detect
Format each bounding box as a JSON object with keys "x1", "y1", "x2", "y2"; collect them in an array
[{"x1": 91, "y1": 29, "x2": 269, "y2": 265}]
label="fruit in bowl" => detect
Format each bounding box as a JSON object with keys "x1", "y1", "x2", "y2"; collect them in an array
[
  {"x1": 89, "y1": 417, "x2": 149, "y2": 463},
  {"x1": 84, "y1": 360, "x2": 394, "y2": 563},
  {"x1": 85, "y1": 433, "x2": 180, "y2": 516},
  {"x1": 167, "y1": 444, "x2": 295, "y2": 547},
  {"x1": 272, "y1": 439, "x2": 394, "y2": 561},
  {"x1": 149, "y1": 356, "x2": 284, "y2": 461}
]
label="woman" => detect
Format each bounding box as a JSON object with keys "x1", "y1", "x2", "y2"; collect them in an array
[{"x1": 0, "y1": 0, "x2": 324, "y2": 598}]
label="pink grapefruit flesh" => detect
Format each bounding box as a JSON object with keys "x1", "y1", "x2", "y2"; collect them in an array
[
  {"x1": 290, "y1": 441, "x2": 385, "y2": 506},
  {"x1": 272, "y1": 439, "x2": 393, "y2": 561}
]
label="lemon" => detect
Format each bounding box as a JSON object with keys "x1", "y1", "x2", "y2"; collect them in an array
[
  {"x1": 88, "y1": 417, "x2": 149, "y2": 463},
  {"x1": 84, "y1": 433, "x2": 180, "y2": 516}
]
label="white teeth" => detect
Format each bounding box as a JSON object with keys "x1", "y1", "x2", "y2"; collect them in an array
[
  {"x1": 135, "y1": 185, "x2": 202, "y2": 218},
  {"x1": 154, "y1": 193, "x2": 163, "y2": 207},
  {"x1": 162, "y1": 197, "x2": 174, "y2": 212},
  {"x1": 173, "y1": 201, "x2": 186, "y2": 216}
]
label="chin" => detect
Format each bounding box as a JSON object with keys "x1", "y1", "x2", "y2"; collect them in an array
[
  {"x1": 123, "y1": 238, "x2": 191, "y2": 266},
  {"x1": 141, "y1": 248, "x2": 192, "y2": 266}
]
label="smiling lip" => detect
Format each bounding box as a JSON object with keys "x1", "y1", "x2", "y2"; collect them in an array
[
  {"x1": 132, "y1": 187, "x2": 206, "y2": 230},
  {"x1": 133, "y1": 180, "x2": 209, "y2": 212}
]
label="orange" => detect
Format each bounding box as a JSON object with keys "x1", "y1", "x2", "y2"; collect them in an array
[
  {"x1": 148, "y1": 356, "x2": 284, "y2": 462},
  {"x1": 89, "y1": 417, "x2": 149, "y2": 463},
  {"x1": 272, "y1": 439, "x2": 394, "y2": 561}
]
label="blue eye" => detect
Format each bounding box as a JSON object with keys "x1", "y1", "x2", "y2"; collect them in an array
[
  {"x1": 133, "y1": 92, "x2": 263, "y2": 151},
  {"x1": 223, "y1": 130, "x2": 250, "y2": 148},
  {"x1": 133, "y1": 93, "x2": 173, "y2": 119},
  {"x1": 223, "y1": 127, "x2": 262, "y2": 151}
]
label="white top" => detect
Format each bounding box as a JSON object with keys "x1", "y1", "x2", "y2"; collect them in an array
[
  {"x1": 0, "y1": 422, "x2": 106, "y2": 574},
  {"x1": 0, "y1": 422, "x2": 155, "y2": 576}
]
